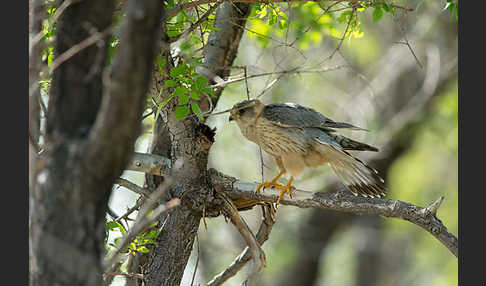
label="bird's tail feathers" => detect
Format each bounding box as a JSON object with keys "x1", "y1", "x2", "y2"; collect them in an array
[{"x1": 329, "y1": 148, "x2": 386, "y2": 198}]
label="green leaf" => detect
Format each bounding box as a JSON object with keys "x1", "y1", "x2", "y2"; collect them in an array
[
  {"x1": 337, "y1": 10, "x2": 352, "y2": 23},
  {"x1": 164, "y1": 79, "x2": 176, "y2": 87},
  {"x1": 191, "y1": 102, "x2": 203, "y2": 120},
  {"x1": 137, "y1": 246, "x2": 150, "y2": 253},
  {"x1": 257, "y1": 6, "x2": 267, "y2": 18},
  {"x1": 172, "y1": 86, "x2": 188, "y2": 98},
  {"x1": 156, "y1": 54, "x2": 166, "y2": 69},
  {"x1": 444, "y1": 2, "x2": 453, "y2": 11},
  {"x1": 190, "y1": 90, "x2": 201, "y2": 100},
  {"x1": 106, "y1": 221, "x2": 119, "y2": 231},
  {"x1": 178, "y1": 92, "x2": 189, "y2": 105},
  {"x1": 269, "y1": 12, "x2": 277, "y2": 25},
  {"x1": 194, "y1": 76, "x2": 207, "y2": 90},
  {"x1": 114, "y1": 237, "x2": 122, "y2": 246},
  {"x1": 201, "y1": 87, "x2": 215, "y2": 96},
  {"x1": 174, "y1": 106, "x2": 190, "y2": 120},
  {"x1": 145, "y1": 230, "x2": 159, "y2": 239},
  {"x1": 382, "y1": 3, "x2": 390, "y2": 12},
  {"x1": 167, "y1": 30, "x2": 179, "y2": 37},
  {"x1": 373, "y1": 7, "x2": 383, "y2": 22},
  {"x1": 170, "y1": 65, "x2": 187, "y2": 78}
]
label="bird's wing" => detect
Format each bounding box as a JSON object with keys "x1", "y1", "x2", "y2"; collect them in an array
[
  {"x1": 262, "y1": 103, "x2": 367, "y2": 131},
  {"x1": 304, "y1": 128, "x2": 378, "y2": 152}
]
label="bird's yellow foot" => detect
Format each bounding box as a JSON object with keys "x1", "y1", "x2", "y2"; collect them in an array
[
  {"x1": 276, "y1": 177, "x2": 295, "y2": 204},
  {"x1": 256, "y1": 176, "x2": 295, "y2": 205},
  {"x1": 256, "y1": 170, "x2": 286, "y2": 193},
  {"x1": 256, "y1": 181, "x2": 286, "y2": 193}
]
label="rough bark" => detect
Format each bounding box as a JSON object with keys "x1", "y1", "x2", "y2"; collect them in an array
[
  {"x1": 201, "y1": 2, "x2": 253, "y2": 111},
  {"x1": 30, "y1": 0, "x2": 163, "y2": 285},
  {"x1": 131, "y1": 3, "x2": 253, "y2": 286},
  {"x1": 29, "y1": 1, "x2": 45, "y2": 284}
]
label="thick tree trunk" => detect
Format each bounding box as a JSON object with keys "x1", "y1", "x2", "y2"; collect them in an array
[
  {"x1": 30, "y1": 0, "x2": 164, "y2": 285},
  {"x1": 138, "y1": 3, "x2": 253, "y2": 285}
]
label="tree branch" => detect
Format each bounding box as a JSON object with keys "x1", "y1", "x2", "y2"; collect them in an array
[
  {"x1": 206, "y1": 204, "x2": 276, "y2": 286},
  {"x1": 126, "y1": 152, "x2": 172, "y2": 177},
  {"x1": 217, "y1": 193, "x2": 266, "y2": 286},
  {"x1": 123, "y1": 155, "x2": 457, "y2": 257},
  {"x1": 166, "y1": 0, "x2": 413, "y2": 19},
  {"x1": 87, "y1": 0, "x2": 164, "y2": 176},
  {"x1": 217, "y1": 175, "x2": 458, "y2": 257},
  {"x1": 115, "y1": 178, "x2": 151, "y2": 197}
]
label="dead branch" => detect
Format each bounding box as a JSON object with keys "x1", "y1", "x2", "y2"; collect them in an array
[
  {"x1": 103, "y1": 177, "x2": 177, "y2": 271},
  {"x1": 115, "y1": 178, "x2": 151, "y2": 197},
  {"x1": 218, "y1": 175, "x2": 458, "y2": 257},
  {"x1": 122, "y1": 154, "x2": 457, "y2": 257},
  {"x1": 209, "y1": 65, "x2": 346, "y2": 89},
  {"x1": 126, "y1": 152, "x2": 172, "y2": 176},
  {"x1": 218, "y1": 193, "x2": 266, "y2": 286},
  {"x1": 206, "y1": 204, "x2": 276, "y2": 286}
]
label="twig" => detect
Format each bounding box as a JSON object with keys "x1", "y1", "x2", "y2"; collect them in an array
[
  {"x1": 255, "y1": 69, "x2": 291, "y2": 99},
  {"x1": 244, "y1": 66, "x2": 250, "y2": 100},
  {"x1": 190, "y1": 235, "x2": 200, "y2": 286},
  {"x1": 218, "y1": 192, "x2": 266, "y2": 286},
  {"x1": 103, "y1": 177, "x2": 177, "y2": 270},
  {"x1": 29, "y1": 0, "x2": 83, "y2": 56},
  {"x1": 288, "y1": 0, "x2": 343, "y2": 47},
  {"x1": 321, "y1": 7, "x2": 356, "y2": 64},
  {"x1": 107, "y1": 207, "x2": 119, "y2": 220},
  {"x1": 115, "y1": 178, "x2": 151, "y2": 197},
  {"x1": 48, "y1": 25, "x2": 113, "y2": 74},
  {"x1": 126, "y1": 152, "x2": 172, "y2": 177},
  {"x1": 114, "y1": 197, "x2": 146, "y2": 223},
  {"x1": 168, "y1": 1, "x2": 222, "y2": 43},
  {"x1": 393, "y1": 5, "x2": 423, "y2": 69},
  {"x1": 165, "y1": 0, "x2": 413, "y2": 19},
  {"x1": 206, "y1": 204, "x2": 276, "y2": 286},
  {"x1": 104, "y1": 271, "x2": 144, "y2": 280},
  {"x1": 209, "y1": 65, "x2": 346, "y2": 89}
]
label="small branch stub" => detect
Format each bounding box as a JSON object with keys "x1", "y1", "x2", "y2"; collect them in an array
[{"x1": 422, "y1": 196, "x2": 444, "y2": 218}]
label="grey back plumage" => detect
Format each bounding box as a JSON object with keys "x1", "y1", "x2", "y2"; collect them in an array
[{"x1": 262, "y1": 103, "x2": 366, "y2": 131}]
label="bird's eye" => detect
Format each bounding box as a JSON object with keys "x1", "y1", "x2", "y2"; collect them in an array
[{"x1": 238, "y1": 109, "x2": 246, "y2": 115}]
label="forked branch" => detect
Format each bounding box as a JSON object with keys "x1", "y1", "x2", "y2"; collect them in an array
[
  {"x1": 206, "y1": 203, "x2": 276, "y2": 286},
  {"x1": 220, "y1": 175, "x2": 458, "y2": 257},
  {"x1": 217, "y1": 193, "x2": 267, "y2": 286},
  {"x1": 123, "y1": 155, "x2": 458, "y2": 257}
]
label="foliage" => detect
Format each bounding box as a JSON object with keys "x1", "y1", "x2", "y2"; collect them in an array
[
  {"x1": 444, "y1": 0, "x2": 458, "y2": 21},
  {"x1": 106, "y1": 219, "x2": 161, "y2": 256},
  {"x1": 153, "y1": 56, "x2": 214, "y2": 122}
]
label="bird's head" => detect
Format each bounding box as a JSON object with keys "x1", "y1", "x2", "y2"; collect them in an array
[{"x1": 229, "y1": 99, "x2": 264, "y2": 125}]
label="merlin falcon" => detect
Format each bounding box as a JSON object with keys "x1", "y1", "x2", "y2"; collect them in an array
[{"x1": 229, "y1": 99, "x2": 386, "y2": 204}]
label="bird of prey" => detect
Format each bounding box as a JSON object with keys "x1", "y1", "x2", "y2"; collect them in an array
[{"x1": 229, "y1": 99, "x2": 386, "y2": 204}]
